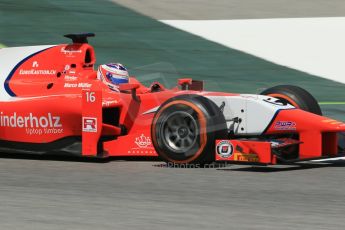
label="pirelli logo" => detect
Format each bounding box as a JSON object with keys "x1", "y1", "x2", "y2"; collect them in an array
[{"x1": 234, "y1": 153, "x2": 259, "y2": 162}]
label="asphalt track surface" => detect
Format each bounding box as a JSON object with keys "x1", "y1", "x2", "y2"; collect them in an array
[
  {"x1": 1, "y1": 1, "x2": 345, "y2": 229},
  {"x1": 1, "y1": 155, "x2": 345, "y2": 230}
]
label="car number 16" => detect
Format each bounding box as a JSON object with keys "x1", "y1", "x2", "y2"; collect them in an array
[{"x1": 85, "y1": 91, "x2": 96, "y2": 103}]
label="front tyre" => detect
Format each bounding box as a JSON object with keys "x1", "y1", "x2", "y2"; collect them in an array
[
  {"x1": 260, "y1": 85, "x2": 322, "y2": 115},
  {"x1": 151, "y1": 95, "x2": 228, "y2": 165}
]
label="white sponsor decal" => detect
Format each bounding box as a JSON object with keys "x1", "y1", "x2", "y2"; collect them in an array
[
  {"x1": 142, "y1": 106, "x2": 159, "y2": 115},
  {"x1": 60, "y1": 47, "x2": 82, "y2": 55},
  {"x1": 64, "y1": 75, "x2": 77, "y2": 81},
  {"x1": 135, "y1": 134, "x2": 152, "y2": 148},
  {"x1": 0, "y1": 112, "x2": 63, "y2": 135},
  {"x1": 64, "y1": 83, "x2": 77, "y2": 88},
  {"x1": 78, "y1": 82, "x2": 92, "y2": 88},
  {"x1": 32, "y1": 61, "x2": 39, "y2": 68},
  {"x1": 83, "y1": 117, "x2": 97, "y2": 132},
  {"x1": 64, "y1": 65, "x2": 70, "y2": 71},
  {"x1": 19, "y1": 69, "x2": 56, "y2": 75},
  {"x1": 274, "y1": 121, "x2": 297, "y2": 130},
  {"x1": 64, "y1": 82, "x2": 92, "y2": 88},
  {"x1": 102, "y1": 100, "x2": 119, "y2": 107}
]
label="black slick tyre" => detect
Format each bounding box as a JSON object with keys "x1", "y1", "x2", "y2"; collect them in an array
[{"x1": 151, "y1": 95, "x2": 228, "y2": 165}]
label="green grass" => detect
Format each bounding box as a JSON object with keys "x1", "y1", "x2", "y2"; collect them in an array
[
  {"x1": 319, "y1": 102, "x2": 345, "y2": 105},
  {"x1": 0, "y1": 43, "x2": 5, "y2": 48}
]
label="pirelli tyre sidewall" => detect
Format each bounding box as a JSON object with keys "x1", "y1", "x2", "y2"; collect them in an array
[
  {"x1": 151, "y1": 95, "x2": 228, "y2": 165},
  {"x1": 260, "y1": 85, "x2": 322, "y2": 115}
]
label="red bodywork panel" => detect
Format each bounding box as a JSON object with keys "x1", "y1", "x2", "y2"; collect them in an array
[
  {"x1": 215, "y1": 140, "x2": 272, "y2": 163},
  {"x1": 0, "y1": 42, "x2": 237, "y2": 157},
  {"x1": 266, "y1": 109, "x2": 343, "y2": 159},
  {"x1": 216, "y1": 109, "x2": 345, "y2": 164}
]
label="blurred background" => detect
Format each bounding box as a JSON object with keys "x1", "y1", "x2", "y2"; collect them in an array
[{"x1": 0, "y1": 0, "x2": 344, "y2": 120}]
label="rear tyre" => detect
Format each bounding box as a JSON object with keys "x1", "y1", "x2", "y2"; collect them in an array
[
  {"x1": 151, "y1": 95, "x2": 228, "y2": 165},
  {"x1": 260, "y1": 85, "x2": 322, "y2": 115}
]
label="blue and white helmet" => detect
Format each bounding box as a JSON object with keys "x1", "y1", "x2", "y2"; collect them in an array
[{"x1": 97, "y1": 63, "x2": 129, "y2": 91}]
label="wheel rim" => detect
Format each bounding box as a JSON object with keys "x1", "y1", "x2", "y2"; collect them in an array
[{"x1": 161, "y1": 111, "x2": 198, "y2": 153}]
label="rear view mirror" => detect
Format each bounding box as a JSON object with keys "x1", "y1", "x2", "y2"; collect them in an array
[
  {"x1": 119, "y1": 83, "x2": 140, "y2": 102},
  {"x1": 178, "y1": 78, "x2": 204, "y2": 91}
]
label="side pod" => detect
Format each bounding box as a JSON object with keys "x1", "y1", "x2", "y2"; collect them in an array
[{"x1": 81, "y1": 86, "x2": 103, "y2": 156}]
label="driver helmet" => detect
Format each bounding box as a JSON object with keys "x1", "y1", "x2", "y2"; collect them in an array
[{"x1": 97, "y1": 63, "x2": 129, "y2": 91}]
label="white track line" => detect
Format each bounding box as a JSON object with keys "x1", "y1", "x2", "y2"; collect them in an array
[{"x1": 162, "y1": 17, "x2": 345, "y2": 84}]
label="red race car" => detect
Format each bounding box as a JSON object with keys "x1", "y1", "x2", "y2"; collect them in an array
[{"x1": 0, "y1": 33, "x2": 344, "y2": 165}]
